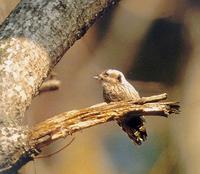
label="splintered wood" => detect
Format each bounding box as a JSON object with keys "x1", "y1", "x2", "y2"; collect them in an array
[{"x1": 29, "y1": 93, "x2": 180, "y2": 149}]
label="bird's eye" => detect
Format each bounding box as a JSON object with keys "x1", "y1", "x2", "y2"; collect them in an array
[{"x1": 117, "y1": 74, "x2": 122, "y2": 82}]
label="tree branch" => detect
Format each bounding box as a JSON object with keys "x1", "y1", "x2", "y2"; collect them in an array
[
  {"x1": 136, "y1": 93, "x2": 167, "y2": 104},
  {"x1": 0, "y1": 94, "x2": 180, "y2": 173},
  {"x1": 29, "y1": 95, "x2": 179, "y2": 149}
]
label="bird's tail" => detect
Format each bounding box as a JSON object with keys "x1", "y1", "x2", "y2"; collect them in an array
[{"x1": 117, "y1": 115, "x2": 147, "y2": 145}]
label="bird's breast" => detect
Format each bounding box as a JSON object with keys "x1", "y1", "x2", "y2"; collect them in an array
[{"x1": 102, "y1": 83, "x2": 134, "y2": 102}]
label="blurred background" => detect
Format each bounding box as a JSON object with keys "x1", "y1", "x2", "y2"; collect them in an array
[{"x1": 1, "y1": 0, "x2": 200, "y2": 173}]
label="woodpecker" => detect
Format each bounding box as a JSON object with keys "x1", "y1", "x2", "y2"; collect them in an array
[{"x1": 94, "y1": 69, "x2": 147, "y2": 145}]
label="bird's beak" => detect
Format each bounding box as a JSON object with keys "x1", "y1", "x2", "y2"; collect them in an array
[{"x1": 93, "y1": 75, "x2": 100, "y2": 80}]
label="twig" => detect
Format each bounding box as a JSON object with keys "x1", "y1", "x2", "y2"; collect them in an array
[
  {"x1": 39, "y1": 79, "x2": 61, "y2": 94},
  {"x1": 38, "y1": 72, "x2": 61, "y2": 94},
  {"x1": 136, "y1": 93, "x2": 167, "y2": 104},
  {"x1": 35, "y1": 137, "x2": 75, "y2": 159}
]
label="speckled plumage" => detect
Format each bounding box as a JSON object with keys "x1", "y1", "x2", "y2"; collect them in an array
[{"x1": 95, "y1": 69, "x2": 147, "y2": 145}]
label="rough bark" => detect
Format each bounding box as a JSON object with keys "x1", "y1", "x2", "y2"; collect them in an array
[{"x1": 0, "y1": 94, "x2": 179, "y2": 174}]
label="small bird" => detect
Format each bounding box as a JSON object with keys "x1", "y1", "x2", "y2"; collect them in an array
[{"x1": 94, "y1": 69, "x2": 147, "y2": 145}]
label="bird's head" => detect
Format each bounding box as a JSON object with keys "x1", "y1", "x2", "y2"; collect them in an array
[{"x1": 94, "y1": 69, "x2": 126, "y2": 84}]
